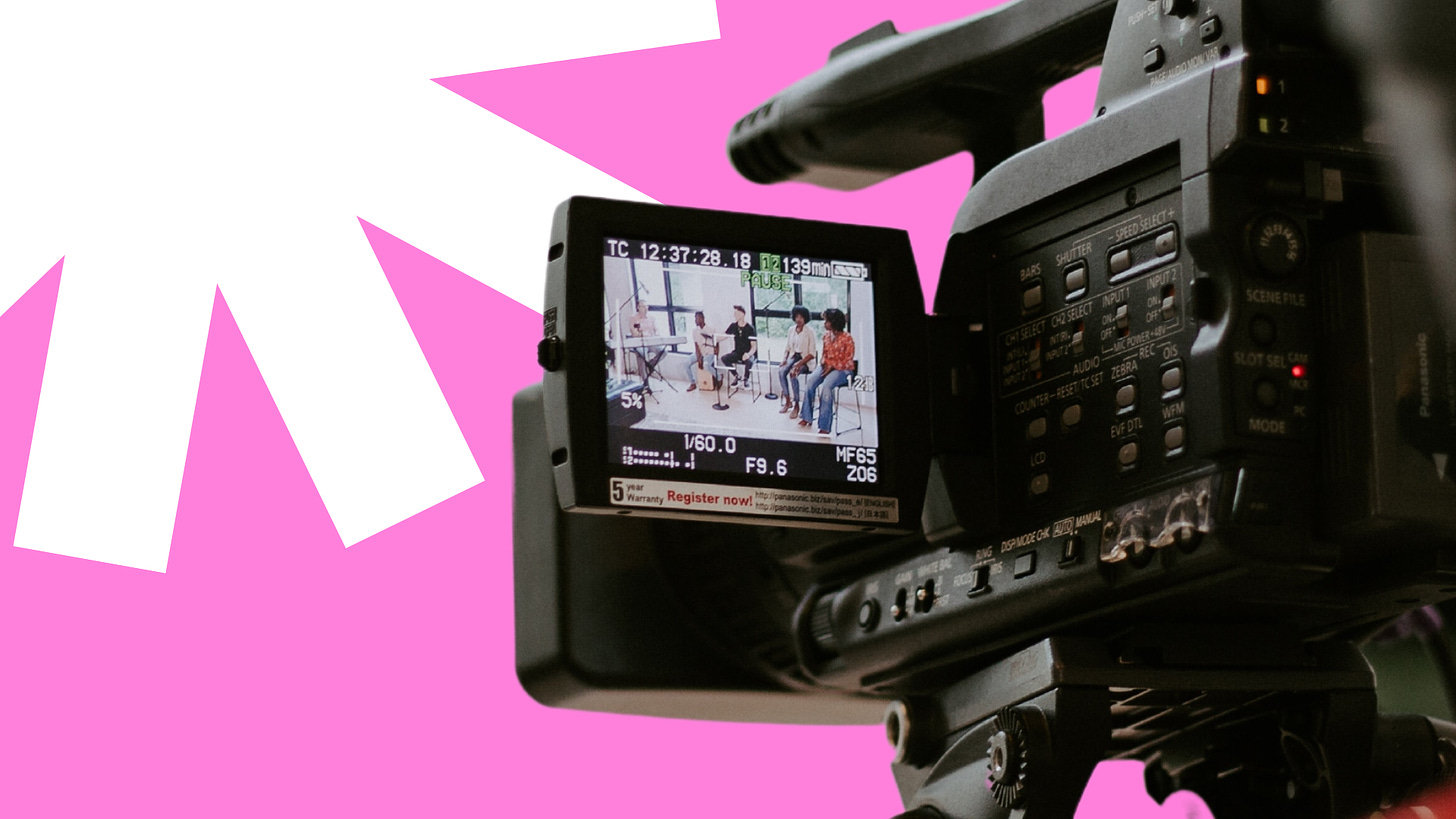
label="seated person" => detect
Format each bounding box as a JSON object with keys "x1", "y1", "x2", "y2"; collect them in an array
[
  {"x1": 778, "y1": 305, "x2": 817, "y2": 415},
  {"x1": 719, "y1": 305, "x2": 757, "y2": 384},
  {"x1": 799, "y1": 308, "x2": 855, "y2": 435},
  {"x1": 628, "y1": 299, "x2": 664, "y2": 381},
  {"x1": 681, "y1": 310, "x2": 718, "y2": 391}
]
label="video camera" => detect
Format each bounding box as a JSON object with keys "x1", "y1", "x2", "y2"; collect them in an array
[{"x1": 513, "y1": 0, "x2": 1456, "y2": 815}]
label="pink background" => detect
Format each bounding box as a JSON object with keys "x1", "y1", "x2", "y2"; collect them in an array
[{"x1": 0, "y1": 1, "x2": 1211, "y2": 815}]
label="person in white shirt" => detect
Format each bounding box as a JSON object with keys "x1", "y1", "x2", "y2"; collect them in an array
[
  {"x1": 628, "y1": 299, "x2": 664, "y2": 383},
  {"x1": 681, "y1": 311, "x2": 717, "y2": 391},
  {"x1": 778, "y1": 305, "x2": 817, "y2": 416}
]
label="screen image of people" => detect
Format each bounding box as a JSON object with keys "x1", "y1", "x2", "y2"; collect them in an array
[{"x1": 603, "y1": 242, "x2": 879, "y2": 451}]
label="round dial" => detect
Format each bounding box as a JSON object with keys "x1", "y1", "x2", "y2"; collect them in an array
[{"x1": 1248, "y1": 213, "x2": 1305, "y2": 278}]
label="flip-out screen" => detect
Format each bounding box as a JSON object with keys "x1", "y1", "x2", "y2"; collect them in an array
[{"x1": 541, "y1": 198, "x2": 927, "y2": 531}]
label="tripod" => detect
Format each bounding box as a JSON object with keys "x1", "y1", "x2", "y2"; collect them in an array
[{"x1": 884, "y1": 629, "x2": 1456, "y2": 818}]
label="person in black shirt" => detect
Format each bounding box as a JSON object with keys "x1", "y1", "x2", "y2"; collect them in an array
[{"x1": 720, "y1": 305, "x2": 757, "y2": 384}]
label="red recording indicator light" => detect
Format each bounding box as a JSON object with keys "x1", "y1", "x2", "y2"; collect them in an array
[{"x1": 1291, "y1": 364, "x2": 1307, "y2": 379}]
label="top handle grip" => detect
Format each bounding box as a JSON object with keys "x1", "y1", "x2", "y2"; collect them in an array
[{"x1": 727, "y1": 0, "x2": 1117, "y2": 189}]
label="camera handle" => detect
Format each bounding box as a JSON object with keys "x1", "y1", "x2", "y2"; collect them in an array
[
  {"x1": 883, "y1": 632, "x2": 1456, "y2": 818},
  {"x1": 727, "y1": 0, "x2": 1117, "y2": 189}
]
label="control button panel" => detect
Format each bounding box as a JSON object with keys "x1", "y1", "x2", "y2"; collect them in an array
[
  {"x1": 1059, "y1": 536, "x2": 1082, "y2": 566},
  {"x1": 1108, "y1": 223, "x2": 1180, "y2": 285},
  {"x1": 1027, "y1": 415, "x2": 1048, "y2": 440},
  {"x1": 1029, "y1": 473, "x2": 1050, "y2": 498},
  {"x1": 1144, "y1": 46, "x2": 1166, "y2": 73},
  {"x1": 965, "y1": 566, "x2": 990, "y2": 596},
  {"x1": 821, "y1": 479, "x2": 1224, "y2": 676},
  {"x1": 1229, "y1": 212, "x2": 1313, "y2": 442},
  {"x1": 1116, "y1": 380, "x2": 1138, "y2": 413},
  {"x1": 1064, "y1": 263, "x2": 1088, "y2": 299},
  {"x1": 1164, "y1": 422, "x2": 1187, "y2": 457},
  {"x1": 1249, "y1": 314, "x2": 1277, "y2": 347},
  {"x1": 1111, "y1": 249, "x2": 1132, "y2": 277},
  {"x1": 1199, "y1": 16, "x2": 1222, "y2": 44},
  {"x1": 1023, "y1": 280, "x2": 1044, "y2": 314},
  {"x1": 1013, "y1": 551, "x2": 1037, "y2": 578},
  {"x1": 1154, "y1": 228, "x2": 1178, "y2": 256},
  {"x1": 1253, "y1": 378, "x2": 1281, "y2": 411},
  {"x1": 1117, "y1": 440, "x2": 1140, "y2": 470},
  {"x1": 1161, "y1": 362, "x2": 1184, "y2": 398},
  {"x1": 1061, "y1": 403, "x2": 1083, "y2": 431},
  {"x1": 993, "y1": 183, "x2": 1192, "y2": 515}
]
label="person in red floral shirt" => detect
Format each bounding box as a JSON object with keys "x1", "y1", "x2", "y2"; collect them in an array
[{"x1": 798, "y1": 308, "x2": 854, "y2": 435}]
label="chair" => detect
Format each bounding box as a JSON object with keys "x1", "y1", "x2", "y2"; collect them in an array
[
  {"x1": 709, "y1": 361, "x2": 737, "y2": 411},
  {"x1": 744, "y1": 358, "x2": 773, "y2": 403},
  {"x1": 833, "y1": 360, "x2": 863, "y2": 439},
  {"x1": 724, "y1": 356, "x2": 759, "y2": 402}
]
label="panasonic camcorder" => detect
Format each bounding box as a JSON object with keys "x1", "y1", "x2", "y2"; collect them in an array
[{"x1": 512, "y1": 0, "x2": 1456, "y2": 815}]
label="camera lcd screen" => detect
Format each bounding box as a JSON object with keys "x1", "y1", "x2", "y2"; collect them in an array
[
  {"x1": 541, "y1": 197, "x2": 927, "y2": 532},
  {"x1": 603, "y1": 237, "x2": 880, "y2": 486}
]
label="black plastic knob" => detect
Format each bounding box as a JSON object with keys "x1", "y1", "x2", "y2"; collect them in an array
[
  {"x1": 858, "y1": 599, "x2": 881, "y2": 631},
  {"x1": 1254, "y1": 378, "x2": 1282, "y2": 411},
  {"x1": 537, "y1": 336, "x2": 563, "y2": 371},
  {"x1": 1248, "y1": 214, "x2": 1305, "y2": 278},
  {"x1": 1163, "y1": 0, "x2": 1195, "y2": 17},
  {"x1": 809, "y1": 596, "x2": 837, "y2": 654},
  {"x1": 1249, "y1": 314, "x2": 1278, "y2": 347}
]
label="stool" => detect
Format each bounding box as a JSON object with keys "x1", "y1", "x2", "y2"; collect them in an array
[{"x1": 833, "y1": 361, "x2": 863, "y2": 439}]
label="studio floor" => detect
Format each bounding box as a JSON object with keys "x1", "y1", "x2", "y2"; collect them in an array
[{"x1": 633, "y1": 367, "x2": 879, "y2": 448}]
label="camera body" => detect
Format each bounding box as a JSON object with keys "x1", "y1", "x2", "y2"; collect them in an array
[
  {"x1": 802, "y1": 0, "x2": 1456, "y2": 693},
  {"x1": 514, "y1": 0, "x2": 1456, "y2": 720}
]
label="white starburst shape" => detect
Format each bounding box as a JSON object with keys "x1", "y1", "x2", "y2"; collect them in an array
[{"x1": 0, "y1": 0, "x2": 717, "y2": 571}]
